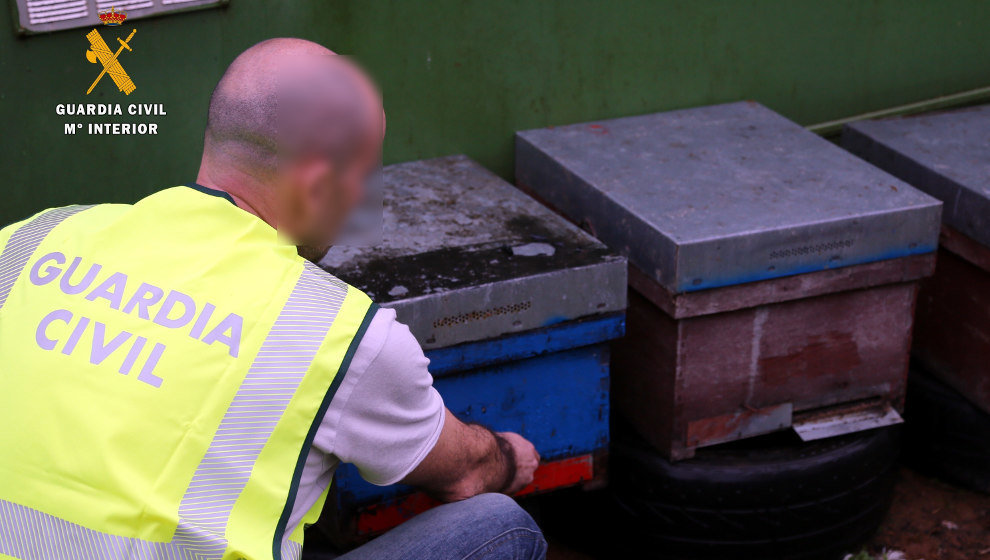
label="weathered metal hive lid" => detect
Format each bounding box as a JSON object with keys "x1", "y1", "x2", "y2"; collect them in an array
[
  {"x1": 843, "y1": 104, "x2": 990, "y2": 249},
  {"x1": 321, "y1": 155, "x2": 626, "y2": 349},
  {"x1": 516, "y1": 101, "x2": 942, "y2": 294}
]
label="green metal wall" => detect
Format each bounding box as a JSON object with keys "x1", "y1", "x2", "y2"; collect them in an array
[{"x1": 1, "y1": 0, "x2": 988, "y2": 225}]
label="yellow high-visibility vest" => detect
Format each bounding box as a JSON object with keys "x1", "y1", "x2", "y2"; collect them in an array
[{"x1": 0, "y1": 185, "x2": 376, "y2": 560}]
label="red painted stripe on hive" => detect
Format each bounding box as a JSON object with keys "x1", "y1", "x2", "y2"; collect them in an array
[
  {"x1": 354, "y1": 454, "x2": 595, "y2": 535},
  {"x1": 514, "y1": 454, "x2": 594, "y2": 496}
]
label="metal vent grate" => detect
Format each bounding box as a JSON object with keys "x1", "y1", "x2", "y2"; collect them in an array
[
  {"x1": 433, "y1": 301, "x2": 532, "y2": 329},
  {"x1": 769, "y1": 239, "x2": 855, "y2": 261},
  {"x1": 12, "y1": 0, "x2": 226, "y2": 34},
  {"x1": 95, "y1": 1, "x2": 153, "y2": 11}
]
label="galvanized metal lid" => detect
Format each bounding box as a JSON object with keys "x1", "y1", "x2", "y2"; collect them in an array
[
  {"x1": 516, "y1": 101, "x2": 942, "y2": 294},
  {"x1": 321, "y1": 155, "x2": 627, "y2": 349},
  {"x1": 843, "y1": 104, "x2": 990, "y2": 249}
]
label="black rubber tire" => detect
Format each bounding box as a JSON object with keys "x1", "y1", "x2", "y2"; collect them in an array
[
  {"x1": 903, "y1": 366, "x2": 990, "y2": 494},
  {"x1": 541, "y1": 421, "x2": 899, "y2": 560}
]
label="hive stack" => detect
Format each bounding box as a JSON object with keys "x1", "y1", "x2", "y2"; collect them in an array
[
  {"x1": 319, "y1": 155, "x2": 626, "y2": 542},
  {"x1": 844, "y1": 105, "x2": 990, "y2": 415},
  {"x1": 517, "y1": 101, "x2": 942, "y2": 460}
]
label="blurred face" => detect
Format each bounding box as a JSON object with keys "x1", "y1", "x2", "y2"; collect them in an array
[
  {"x1": 281, "y1": 134, "x2": 381, "y2": 262},
  {"x1": 272, "y1": 57, "x2": 385, "y2": 262}
]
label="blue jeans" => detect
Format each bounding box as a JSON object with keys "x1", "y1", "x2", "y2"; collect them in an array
[{"x1": 337, "y1": 493, "x2": 547, "y2": 560}]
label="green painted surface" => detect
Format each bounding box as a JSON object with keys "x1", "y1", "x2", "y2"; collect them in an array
[{"x1": 1, "y1": 0, "x2": 989, "y2": 225}]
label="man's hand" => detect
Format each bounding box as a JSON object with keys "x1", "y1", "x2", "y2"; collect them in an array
[
  {"x1": 497, "y1": 431, "x2": 540, "y2": 494},
  {"x1": 401, "y1": 409, "x2": 541, "y2": 502}
]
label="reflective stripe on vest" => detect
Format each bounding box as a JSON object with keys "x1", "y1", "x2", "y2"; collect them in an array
[
  {"x1": 0, "y1": 194, "x2": 375, "y2": 560},
  {"x1": 0, "y1": 206, "x2": 93, "y2": 311}
]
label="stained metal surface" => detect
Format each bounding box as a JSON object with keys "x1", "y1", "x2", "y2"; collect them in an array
[
  {"x1": 793, "y1": 400, "x2": 903, "y2": 442},
  {"x1": 843, "y1": 104, "x2": 990, "y2": 249},
  {"x1": 8, "y1": 2, "x2": 990, "y2": 227},
  {"x1": 516, "y1": 101, "x2": 942, "y2": 294},
  {"x1": 321, "y1": 155, "x2": 626, "y2": 349}
]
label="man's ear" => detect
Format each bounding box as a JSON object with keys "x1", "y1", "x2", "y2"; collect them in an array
[
  {"x1": 276, "y1": 155, "x2": 330, "y2": 236},
  {"x1": 298, "y1": 157, "x2": 334, "y2": 203}
]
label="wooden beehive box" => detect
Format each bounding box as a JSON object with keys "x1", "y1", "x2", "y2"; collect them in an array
[
  {"x1": 844, "y1": 104, "x2": 990, "y2": 415},
  {"x1": 516, "y1": 101, "x2": 942, "y2": 460}
]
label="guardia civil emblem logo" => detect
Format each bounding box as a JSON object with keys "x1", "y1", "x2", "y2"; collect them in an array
[{"x1": 85, "y1": 8, "x2": 137, "y2": 95}]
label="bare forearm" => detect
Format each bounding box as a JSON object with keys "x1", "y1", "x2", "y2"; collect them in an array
[
  {"x1": 424, "y1": 421, "x2": 515, "y2": 501},
  {"x1": 457, "y1": 423, "x2": 515, "y2": 497},
  {"x1": 402, "y1": 409, "x2": 533, "y2": 502}
]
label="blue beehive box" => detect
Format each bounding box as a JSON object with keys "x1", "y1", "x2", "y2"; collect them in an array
[{"x1": 318, "y1": 155, "x2": 626, "y2": 541}]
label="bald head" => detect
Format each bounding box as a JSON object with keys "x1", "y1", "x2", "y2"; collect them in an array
[
  {"x1": 198, "y1": 38, "x2": 385, "y2": 258},
  {"x1": 204, "y1": 38, "x2": 381, "y2": 175}
]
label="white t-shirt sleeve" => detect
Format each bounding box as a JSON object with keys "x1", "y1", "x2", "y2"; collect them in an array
[{"x1": 310, "y1": 307, "x2": 445, "y2": 486}]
